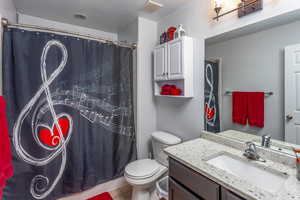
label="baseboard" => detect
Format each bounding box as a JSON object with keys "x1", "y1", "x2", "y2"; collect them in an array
[{"x1": 59, "y1": 176, "x2": 128, "y2": 200}]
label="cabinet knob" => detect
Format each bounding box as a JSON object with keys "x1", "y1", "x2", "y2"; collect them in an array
[{"x1": 286, "y1": 114, "x2": 293, "y2": 121}]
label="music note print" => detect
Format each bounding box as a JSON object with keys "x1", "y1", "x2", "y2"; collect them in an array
[{"x1": 12, "y1": 40, "x2": 73, "y2": 199}]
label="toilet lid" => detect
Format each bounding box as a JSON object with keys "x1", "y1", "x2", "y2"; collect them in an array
[{"x1": 125, "y1": 159, "x2": 162, "y2": 179}]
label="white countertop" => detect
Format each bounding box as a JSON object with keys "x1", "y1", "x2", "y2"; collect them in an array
[{"x1": 165, "y1": 137, "x2": 300, "y2": 200}]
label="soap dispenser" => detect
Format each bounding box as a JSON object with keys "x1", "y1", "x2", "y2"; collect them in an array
[
  {"x1": 174, "y1": 24, "x2": 186, "y2": 39},
  {"x1": 293, "y1": 148, "x2": 300, "y2": 181},
  {"x1": 297, "y1": 160, "x2": 300, "y2": 181}
]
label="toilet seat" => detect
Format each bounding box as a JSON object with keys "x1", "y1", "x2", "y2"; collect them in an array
[{"x1": 125, "y1": 159, "x2": 162, "y2": 180}]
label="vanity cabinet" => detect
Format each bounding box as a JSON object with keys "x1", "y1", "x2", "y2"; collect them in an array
[
  {"x1": 169, "y1": 178, "x2": 201, "y2": 200},
  {"x1": 221, "y1": 188, "x2": 246, "y2": 200},
  {"x1": 169, "y1": 158, "x2": 246, "y2": 200}
]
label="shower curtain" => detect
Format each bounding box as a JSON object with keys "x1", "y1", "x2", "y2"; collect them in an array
[
  {"x1": 204, "y1": 60, "x2": 220, "y2": 133},
  {"x1": 2, "y1": 27, "x2": 136, "y2": 200}
]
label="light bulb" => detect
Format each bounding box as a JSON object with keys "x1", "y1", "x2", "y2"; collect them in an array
[{"x1": 215, "y1": 0, "x2": 224, "y2": 7}]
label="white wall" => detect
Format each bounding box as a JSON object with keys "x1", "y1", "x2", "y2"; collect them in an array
[
  {"x1": 156, "y1": 0, "x2": 300, "y2": 141},
  {"x1": 136, "y1": 17, "x2": 158, "y2": 158},
  {"x1": 0, "y1": 0, "x2": 16, "y2": 22},
  {"x1": 18, "y1": 14, "x2": 118, "y2": 40},
  {"x1": 118, "y1": 20, "x2": 138, "y2": 43},
  {"x1": 206, "y1": 19, "x2": 300, "y2": 140},
  {"x1": 158, "y1": 1, "x2": 210, "y2": 39}
]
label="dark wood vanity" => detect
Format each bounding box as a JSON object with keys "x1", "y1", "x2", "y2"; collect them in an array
[{"x1": 169, "y1": 158, "x2": 246, "y2": 200}]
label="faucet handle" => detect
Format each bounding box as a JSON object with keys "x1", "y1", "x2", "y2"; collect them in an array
[
  {"x1": 244, "y1": 141, "x2": 266, "y2": 162},
  {"x1": 245, "y1": 141, "x2": 257, "y2": 151}
]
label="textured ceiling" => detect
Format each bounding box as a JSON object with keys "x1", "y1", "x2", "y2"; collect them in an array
[{"x1": 13, "y1": 0, "x2": 189, "y2": 33}]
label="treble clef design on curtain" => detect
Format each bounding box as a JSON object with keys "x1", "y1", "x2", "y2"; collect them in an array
[
  {"x1": 205, "y1": 63, "x2": 217, "y2": 127},
  {"x1": 12, "y1": 40, "x2": 73, "y2": 199}
]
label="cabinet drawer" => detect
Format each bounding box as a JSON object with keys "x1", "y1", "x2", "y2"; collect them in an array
[
  {"x1": 169, "y1": 178, "x2": 202, "y2": 200},
  {"x1": 169, "y1": 158, "x2": 220, "y2": 200},
  {"x1": 221, "y1": 187, "x2": 246, "y2": 200}
]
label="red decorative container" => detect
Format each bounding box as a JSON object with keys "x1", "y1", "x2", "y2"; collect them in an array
[{"x1": 167, "y1": 27, "x2": 177, "y2": 41}]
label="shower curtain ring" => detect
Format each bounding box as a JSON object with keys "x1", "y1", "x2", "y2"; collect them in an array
[{"x1": 1, "y1": 18, "x2": 8, "y2": 27}]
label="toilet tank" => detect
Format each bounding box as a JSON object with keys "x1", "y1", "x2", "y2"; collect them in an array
[{"x1": 151, "y1": 131, "x2": 181, "y2": 166}]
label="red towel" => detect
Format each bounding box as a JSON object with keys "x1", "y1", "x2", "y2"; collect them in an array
[
  {"x1": 87, "y1": 192, "x2": 113, "y2": 200},
  {"x1": 247, "y1": 92, "x2": 264, "y2": 128},
  {"x1": 0, "y1": 97, "x2": 13, "y2": 198},
  {"x1": 232, "y1": 92, "x2": 248, "y2": 125}
]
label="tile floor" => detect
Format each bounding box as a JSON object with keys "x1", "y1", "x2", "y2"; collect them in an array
[{"x1": 109, "y1": 185, "x2": 132, "y2": 200}]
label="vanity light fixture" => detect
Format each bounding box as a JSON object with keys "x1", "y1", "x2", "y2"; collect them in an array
[
  {"x1": 213, "y1": 0, "x2": 263, "y2": 21},
  {"x1": 214, "y1": 0, "x2": 224, "y2": 21}
]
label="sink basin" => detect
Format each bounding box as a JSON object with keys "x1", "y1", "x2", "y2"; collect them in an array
[{"x1": 207, "y1": 154, "x2": 287, "y2": 193}]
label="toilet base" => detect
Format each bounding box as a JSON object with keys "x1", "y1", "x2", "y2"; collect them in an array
[
  {"x1": 150, "y1": 189, "x2": 165, "y2": 200},
  {"x1": 132, "y1": 186, "x2": 153, "y2": 200}
]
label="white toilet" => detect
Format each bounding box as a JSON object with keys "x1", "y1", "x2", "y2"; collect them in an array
[{"x1": 124, "y1": 131, "x2": 181, "y2": 200}]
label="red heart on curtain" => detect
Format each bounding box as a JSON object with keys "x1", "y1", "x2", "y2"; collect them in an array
[
  {"x1": 205, "y1": 104, "x2": 215, "y2": 119},
  {"x1": 37, "y1": 117, "x2": 70, "y2": 147}
]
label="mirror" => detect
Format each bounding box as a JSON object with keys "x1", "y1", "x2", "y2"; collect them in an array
[{"x1": 204, "y1": 14, "x2": 300, "y2": 156}]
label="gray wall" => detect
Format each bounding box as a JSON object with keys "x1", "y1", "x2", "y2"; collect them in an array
[
  {"x1": 136, "y1": 17, "x2": 158, "y2": 158},
  {"x1": 155, "y1": 40, "x2": 203, "y2": 141},
  {"x1": 156, "y1": 0, "x2": 207, "y2": 142},
  {"x1": 206, "y1": 19, "x2": 300, "y2": 140}
]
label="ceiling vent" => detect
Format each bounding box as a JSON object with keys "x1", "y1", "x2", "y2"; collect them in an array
[{"x1": 143, "y1": 0, "x2": 163, "y2": 13}]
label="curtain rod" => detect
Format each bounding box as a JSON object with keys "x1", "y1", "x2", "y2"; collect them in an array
[{"x1": 1, "y1": 17, "x2": 137, "y2": 49}]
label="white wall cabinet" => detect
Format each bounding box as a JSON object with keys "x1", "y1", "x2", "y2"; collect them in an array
[
  {"x1": 154, "y1": 44, "x2": 167, "y2": 81},
  {"x1": 168, "y1": 39, "x2": 183, "y2": 80},
  {"x1": 153, "y1": 36, "x2": 194, "y2": 98}
]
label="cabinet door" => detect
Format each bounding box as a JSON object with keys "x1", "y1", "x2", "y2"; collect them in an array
[
  {"x1": 221, "y1": 188, "x2": 246, "y2": 200},
  {"x1": 169, "y1": 178, "x2": 202, "y2": 200},
  {"x1": 168, "y1": 39, "x2": 184, "y2": 80},
  {"x1": 154, "y1": 44, "x2": 167, "y2": 81},
  {"x1": 169, "y1": 158, "x2": 220, "y2": 200}
]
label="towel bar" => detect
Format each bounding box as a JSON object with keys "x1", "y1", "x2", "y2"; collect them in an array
[{"x1": 224, "y1": 91, "x2": 273, "y2": 97}]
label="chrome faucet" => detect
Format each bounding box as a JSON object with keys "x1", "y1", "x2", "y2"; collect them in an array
[
  {"x1": 261, "y1": 134, "x2": 271, "y2": 148},
  {"x1": 244, "y1": 142, "x2": 260, "y2": 161}
]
